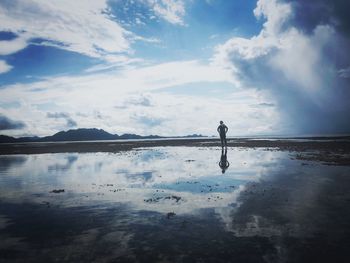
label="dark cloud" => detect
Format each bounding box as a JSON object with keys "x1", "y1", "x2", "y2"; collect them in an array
[
  {"x1": 252, "y1": 103, "x2": 275, "y2": 108},
  {"x1": 285, "y1": 1, "x2": 350, "y2": 133},
  {"x1": 47, "y1": 112, "x2": 69, "y2": 119},
  {"x1": 115, "y1": 95, "x2": 153, "y2": 109},
  {"x1": 286, "y1": 0, "x2": 350, "y2": 71},
  {"x1": 287, "y1": 0, "x2": 350, "y2": 36},
  {"x1": 93, "y1": 111, "x2": 103, "y2": 119},
  {"x1": 338, "y1": 67, "x2": 350, "y2": 78},
  {"x1": 47, "y1": 112, "x2": 77, "y2": 128},
  {"x1": 229, "y1": 46, "x2": 350, "y2": 134},
  {"x1": 0, "y1": 114, "x2": 26, "y2": 130},
  {"x1": 259, "y1": 103, "x2": 275, "y2": 107},
  {"x1": 29, "y1": 87, "x2": 47, "y2": 92},
  {"x1": 66, "y1": 118, "x2": 77, "y2": 128},
  {"x1": 218, "y1": 0, "x2": 350, "y2": 135}
]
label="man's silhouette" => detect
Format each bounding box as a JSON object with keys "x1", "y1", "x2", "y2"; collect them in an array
[
  {"x1": 217, "y1": 120, "x2": 228, "y2": 148},
  {"x1": 219, "y1": 148, "x2": 229, "y2": 174}
]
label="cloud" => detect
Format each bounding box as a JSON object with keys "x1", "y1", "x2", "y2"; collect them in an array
[
  {"x1": 0, "y1": 0, "x2": 133, "y2": 62},
  {"x1": 47, "y1": 112, "x2": 77, "y2": 128},
  {"x1": 0, "y1": 59, "x2": 279, "y2": 136},
  {"x1": 0, "y1": 114, "x2": 26, "y2": 130},
  {"x1": 132, "y1": 113, "x2": 166, "y2": 127},
  {"x1": 115, "y1": 94, "x2": 153, "y2": 109},
  {"x1": 129, "y1": 95, "x2": 152, "y2": 107},
  {"x1": 287, "y1": 0, "x2": 350, "y2": 37},
  {"x1": 0, "y1": 35, "x2": 28, "y2": 55},
  {"x1": 47, "y1": 112, "x2": 70, "y2": 119},
  {"x1": 256, "y1": 103, "x2": 275, "y2": 108},
  {"x1": 66, "y1": 118, "x2": 78, "y2": 128},
  {"x1": 213, "y1": 0, "x2": 350, "y2": 135},
  {"x1": 338, "y1": 67, "x2": 350, "y2": 78},
  {"x1": 0, "y1": 60, "x2": 13, "y2": 74},
  {"x1": 146, "y1": 0, "x2": 186, "y2": 25}
]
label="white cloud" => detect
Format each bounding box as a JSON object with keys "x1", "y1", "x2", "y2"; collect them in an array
[
  {"x1": 0, "y1": 60, "x2": 279, "y2": 136},
  {"x1": 0, "y1": 0, "x2": 132, "y2": 61},
  {"x1": 213, "y1": 0, "x2": 292, "y2": 67},
  {"x1": 0, "y1": 60, "x2": 13, "y2": 74},
  {"x1": 146, "y1": 0, "x2": 186, "y2": 25},
  {"x1": 213, "y1": 0, "x2": 292, "y2": 68},
  {"x1": 253, "y1": 0, "x2": 292, "y2": 35},
  {"x1": 0, "y1": 35, "x2": 28, "y2": 55}
]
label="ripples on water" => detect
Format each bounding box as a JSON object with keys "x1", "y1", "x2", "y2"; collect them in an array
[{"x1": 0, "y1": 147, "x2": 350, "y2": 262}]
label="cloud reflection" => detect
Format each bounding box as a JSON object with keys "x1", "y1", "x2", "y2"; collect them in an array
[
  {"x1": 0, "y1": 147, "x2": 281, "y2": 215},
  {"x1": 1, "y1": 147, "x2": 350, "y2": 262}
]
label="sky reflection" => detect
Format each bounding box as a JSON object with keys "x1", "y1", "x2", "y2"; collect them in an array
[
  {"x1": 1, "y1": 147, "x2": 350, "y2": 262},
  {"x1": 0, "y1": 147, "x2": 283, "y2": 215}
]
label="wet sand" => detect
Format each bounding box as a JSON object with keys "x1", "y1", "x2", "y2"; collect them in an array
[
  {"x1": 1, "y1": 137, "x2": 350, "y2": 165},
  {"x1": 1, "y1": 139, "x2": 350, "y2": 262}
]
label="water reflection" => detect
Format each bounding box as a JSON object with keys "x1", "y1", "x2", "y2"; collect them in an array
[
  {"x1": 0, "y1": 147, "x2": 274, "y2": 214},
  {"x1": 219, "y1": 148, "x2": 230, "y2": 174},
  {"x1": 0, "y1": 147, "x2": 350, "y2": 262},
  {"x1": 0, "y1": 155, "x2": 27, "y2": 172}
]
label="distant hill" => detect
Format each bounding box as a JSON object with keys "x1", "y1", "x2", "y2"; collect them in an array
[
  {"x1": 40, "y1": 128, "x2": 116, "y2": 142},
  {"x1": 0, "y1": 128, "x2": 204, "y2": 143},
  {"x1": 0, "y1": 135, "x2": 17, "y2": 143}
]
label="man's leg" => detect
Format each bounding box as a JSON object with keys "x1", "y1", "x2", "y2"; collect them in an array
[{"x1": 220, "y1": 135, "x2": 224, "y2": 147}]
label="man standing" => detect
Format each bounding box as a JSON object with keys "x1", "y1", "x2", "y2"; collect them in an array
[{"x1": 217, "y1": 120, "x2": 228, "y2": 148}]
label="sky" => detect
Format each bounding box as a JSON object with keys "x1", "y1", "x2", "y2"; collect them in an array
[{"x1": 0, "y1": 0, "x2": 349, "y2": 137}]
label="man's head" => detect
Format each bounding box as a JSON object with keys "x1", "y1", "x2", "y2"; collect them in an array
[{"x1": 220, "y1": 120, "x2": 223, "y2": 124}]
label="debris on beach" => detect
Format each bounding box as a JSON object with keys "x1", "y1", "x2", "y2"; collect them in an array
[
  {"x1": 110, "y1": 189, "x2": 125, "y2": 192},
  {"x1": 50, "y1": 189, "x2": 65, "y2": 193},
  {"x1": 166, "y1": 212, "x2": 176, "y2": 219},
  {"x1": 42, "y1": 201, "x2": 50, "y2": 207},
  {"x1": 144, "y1": 195, "x2": 182, "y2": 203}
]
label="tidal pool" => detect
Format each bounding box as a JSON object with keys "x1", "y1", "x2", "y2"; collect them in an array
[{"x1": 0, "y1": 147, "x2": 350, "y2": 262}]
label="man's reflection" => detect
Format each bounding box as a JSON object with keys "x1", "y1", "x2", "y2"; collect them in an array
[{"x1": 219, "y1": 148, "x2": 229, "y2": 174}]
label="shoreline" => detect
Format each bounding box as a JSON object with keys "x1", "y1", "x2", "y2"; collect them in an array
[{"x1": 0, "y1": 137, "x2": 349, "y2": 159}]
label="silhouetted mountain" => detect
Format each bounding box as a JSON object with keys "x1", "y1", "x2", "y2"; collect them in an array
[
  {"x1": 0, "y1": 135, "x2": 41, "y2": 143},
  {"x1": 0, "y1": 135, "x2": 17, "y2": 143},
  {"x1": 0, "y1": 128, "x2": 203, "y2": 143},
  {"x1": 117, "y1": 133, "x2": 161, "y2": 140},
  {"x1": 40, "y1": 128, "x2": 116, "y2": 142},
  {"x1": 118, "y1": 133, "x2": 143, "y2": 140},
  {"x1": 184, "y1": 134, "x2": 204, "y2": 138},
  {"x1": 17, "y1": 136, "x2": 40, "y2": 142}
]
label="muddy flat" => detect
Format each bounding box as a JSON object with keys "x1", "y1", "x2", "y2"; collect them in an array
[{"x1": 1, "y1": 137, "x2": 350, "y2": 163}]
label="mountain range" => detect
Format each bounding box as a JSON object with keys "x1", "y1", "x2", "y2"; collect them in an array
[{"x1": 0, "y1": 128, "x2": 204, "y2": 143}]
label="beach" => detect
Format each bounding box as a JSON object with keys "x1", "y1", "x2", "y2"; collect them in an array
[
  {"x1": 0, "y1": 138, "x2": 350, "y2": 262},
  {"x1": 1, "y1": 137, "x2": 350, "y2": 165}
]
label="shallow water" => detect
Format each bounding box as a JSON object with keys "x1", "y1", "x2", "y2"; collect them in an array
[{"x1": 0, "y1": 147, "x2": 350, "y2": 262}]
